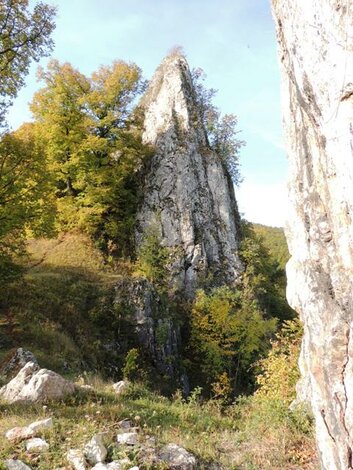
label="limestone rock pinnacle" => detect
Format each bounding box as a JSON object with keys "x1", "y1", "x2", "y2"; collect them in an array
[{"x1": 136, "y1": 53, "x2": 242, "y2": 297}]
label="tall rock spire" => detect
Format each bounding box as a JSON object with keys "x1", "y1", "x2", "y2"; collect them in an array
[{"x1": 136, "y1": 52, "x2": 242, "y2": 296}]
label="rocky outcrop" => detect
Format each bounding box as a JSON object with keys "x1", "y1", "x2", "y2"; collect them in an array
[
  {"x1": 0, "y1": 362, "x2": 76, "y2": 403},
  {"x1": 136, "y1": 53, "x2": 242, "y2": 298},
  {"x1": 0, "y1": 348, "x2": 38, "y2": 381},
  {"x1": 271, "y1": 1, "x2": 353, "y2": 468},
  {"x1": 114, "y1": 278, "x2": 180, "y2": 378}
]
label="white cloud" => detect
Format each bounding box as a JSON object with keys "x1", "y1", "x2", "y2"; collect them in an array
[{"x1": 235, "y1": 181, "x2": 288, "y2": 227}]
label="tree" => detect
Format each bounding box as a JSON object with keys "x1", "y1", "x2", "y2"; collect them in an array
[
  {"x1": 31, "y1": 59, "x2": 149, "y2": 255},
  {"x1": 31, "y1": 60, "x2": 90, "y2": 196},
  {"x1": 240, "y1": 221, "x2": 294, "y2": 321},
  {"x1": 189, "y1": 286, "x2": 276, "y2": 395},
  {"x1": 0, "y1": 122, "x2": 55, "y2": 284},
  {"x1": 0, "y1": 0, "x2": 56, "y2": 126},
  {"x1": 191, "y1": 67, "x2": 244, "y2": 184}
]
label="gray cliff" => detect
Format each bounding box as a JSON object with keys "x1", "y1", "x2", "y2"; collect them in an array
[
  {"x1": 135, "y1": 53, "x2": 242, "y2": 297},
  {"x1": 272, "y1": 1, "x2": 353, "y2": 468}
]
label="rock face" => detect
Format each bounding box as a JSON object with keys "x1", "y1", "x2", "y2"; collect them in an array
[
  {"x1": 0, "y1": 362, "x2": 76, "y2": 403},
  {"x1": 136, "y1": 53, "x2": 242, "y2": 298},
  {"x1": 0, "y1": 348, "x2": 38, "y2": 381},
  {"x1": 114, "y1": 278, "x2": 180, "y2": 377},
  {"x1": 271, "y1": 1, "x2": 353, "y2": 468}
]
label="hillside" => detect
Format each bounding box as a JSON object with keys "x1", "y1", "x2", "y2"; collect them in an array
[
  {"x1": 251, "y1": 224, "x2": 289, "y2": 270},
  {"x1": 0, "y1": 49, "x2": 315, "y2": 469}
]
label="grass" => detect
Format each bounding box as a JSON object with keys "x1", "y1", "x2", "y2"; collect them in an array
[
  {"x1": 0, "y1": 381, "x2": 319, "y2": 469},
  {"x1": 0, "y1": 232, "x2": 319, "y2": 469}
]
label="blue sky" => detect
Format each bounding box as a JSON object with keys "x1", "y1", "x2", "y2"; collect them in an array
[{"x1": 9, "y1": 0, "x2": 288, "y2": 227}]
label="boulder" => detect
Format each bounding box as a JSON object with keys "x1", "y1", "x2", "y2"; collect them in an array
[
  {"x1": 84, "y1": 433, "x2": 107, "y2": 465},
  {"x1": 112, "y1": 380, "x2": 128, "y2": 396},
  {"x1": 67, "y1": 449, "x2": 87, "y2": 470},
  {"x1": 25, "y1": 437, "x2": 49, "y2": 452},
  {"x1": 158, "y1": 443, "x2": 197, "y2": 470},
  {"x1": 0, "y1": 362, "x2": 76, "y2": 403},
  {"x1": 117, "y1": 431, "x2": 138, "y2": 446},
  {"x1": 5, "y1": 417, "x2": 53, "y2": 442},
  {"x1": 91, "y1": 460, "x2": 130, "y2": 470},
  {"x1": 4, "y1": 460, "x2": 31, "y2": 470},
  {"x1": 0, "y1": 348, "x2": 38, "y2": 381},
  {"x1": 27, "y1": 417, "x2": 53, "y2": 433}
]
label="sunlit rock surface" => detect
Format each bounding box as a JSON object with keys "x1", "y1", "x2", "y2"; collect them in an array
[
  {"x1": 136, "y1": 53, "x2": 242, "y2": 297},
  {"x1": 272, "y1": 1, "x2": 353, "y2": 468}
]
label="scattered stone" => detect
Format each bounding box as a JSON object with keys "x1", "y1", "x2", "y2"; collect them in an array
[
  {"x1": 28, "y1": 417, "x2": 53, "y2": 433},
  {"x1": 25, "y1": 437, "x2": 49, "y2": 452},
  {"x1": 5, "y1": 426, "x2": 33, "y2": 442},
  {"x1": 5, "y1": 417, "x2": 53, "y2": 442},
  {"x1": 118, "y1": 419, "x2": 132, "y2": 429},
  {"x1": 128, "y1": 467, "x2": 139, "y2": 470},
  {"x1": 4, "y1": 460, "x2": 32, "y2": 470},
  {"x1": 158, "y1": 443, "x2": 197, "y2": 469},
  {"x1": 91, "y1": 462, "x2": 128, "y2": 470},
  {"x1": 67, "y1": 449, "x2": 87, "y2": 470},
  {"x1": 111, "y1": 458, "x2": 131, "y2": 468},
  {"x1": 117, "y1": 431, "x2": 138, "y2": 446},
  {"x1": 112, "y1": 380, "x2": 128, "y2": 396},
  {"x1": 79, "y1": 384, "x2": 94, "y2": 391},
  {"x1": 0, "y1": 348, "x2": 38, "y2": 381},
  {"x1": 0, "y1": 362, "x2": 76, "y2": 403},
  {"x1": 84, "y1": 433, "x2": 107, "y2": 465}
]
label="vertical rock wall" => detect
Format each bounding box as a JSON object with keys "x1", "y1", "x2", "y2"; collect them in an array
[
  {"x1": 136, "y1": 53, "x2": 242, "y2": 297},
  {"x1": 271, "y1": 1, "x2": 353, "y2": 468}
]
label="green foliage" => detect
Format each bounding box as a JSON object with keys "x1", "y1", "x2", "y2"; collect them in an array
[
  {"x1": 0, "y1": 0, "x2": 56, "y2": 126},
  {"x1": 136, "y1": 224, "x2": 170, "y2": 287},
  {"x1": 232, "y1": 394, "x2": 316, "y2": 469},
  {"x1": 122, "y1": 348, "x2": 140, "y2": 381},
  {"x1": 30, "y1": 59, "x2": 150, "y2": 256},
  {"x1": 191, "y1": 67, "x2": 244, "y2": 184},
  {"x1": 240, "y1": 221, "x2": 294, "y2": 321},
  {"x1": 0, "y1": 123, "x2": 55, "y2": 286},
  {"x1": 188, "y1": 286, "x2": 276, "y2": 395},
  {"x1": 255, "y1": 318, "x2": 302, "y2": 405},
  {"x1": 252, "y1": 223, "x2": 290, "y2": 270}
]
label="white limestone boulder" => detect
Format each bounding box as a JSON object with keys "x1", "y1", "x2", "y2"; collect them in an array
[
  {"x1": 0, "y1": 362, "x2": 76, "y2": 403},
  {"x1": 117, "y1": 431, "x2": 138, "y2": 446},
  {"x1": 25, "y1": 437, "x2": 49, "y2": 452},
  {"x1": 4, "y1": 460, "x2": 32, "y2": 470},
  {"x1": 67, "y1": 449, "x2": 87, "y2": 470},
  {"x1": 5, "y1": 417, "x2": 53, "y2": 442},
  {"x1": 112, "y1": 380, "x2": 128, "y2": 396},
  {"x1": 84, "y1": 433, "x2": 107, "y2": 465},
  {"x1": 158, "y1": 443, "x2": 197, "y2": 469}
]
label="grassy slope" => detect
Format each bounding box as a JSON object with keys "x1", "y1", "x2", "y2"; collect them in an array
[
  {"x1": 0, "y1": 230, "x2": 318, "y2": 469},
  {"x1": 251, "y1": 223, "x2": 290, "y2": 270},
  {"x1": 0, "y1": 233, "x2": 122, "y2": 376},
  {"x1": 0, "y1": 382, "x2": 318, "y2": 470}
]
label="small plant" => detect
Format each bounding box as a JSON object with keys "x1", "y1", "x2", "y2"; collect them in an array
[
  {"x1": 123, "y1": 348, "x2": 140, "y2": 381},
  {"x1": 211, "y1": 372, "x2": 232, "y2": 402},
  {"x1": 136, "y1": 223, "x2": 169, "y2": 288}
]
